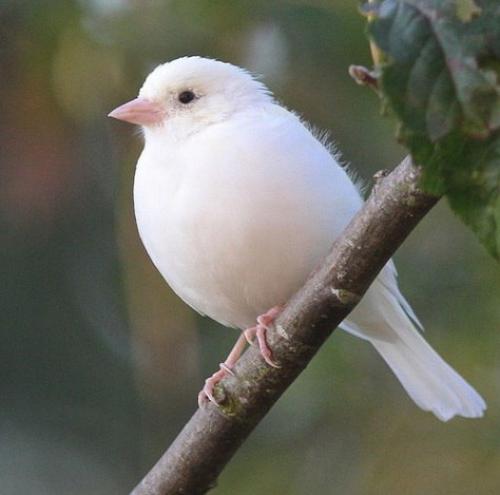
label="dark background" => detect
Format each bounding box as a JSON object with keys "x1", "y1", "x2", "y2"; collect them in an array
[{"x1": 1, "y1": 1, "x2": 499, "y2": 493}]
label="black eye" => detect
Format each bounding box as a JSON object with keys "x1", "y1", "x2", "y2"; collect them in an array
[{"x1": 178, "y1": 90, "x2": 196, "y2": 104}]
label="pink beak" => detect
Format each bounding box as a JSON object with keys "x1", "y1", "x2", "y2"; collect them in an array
[{"x1": 108, "y1": 97, "x2": 164, "y2": 126}]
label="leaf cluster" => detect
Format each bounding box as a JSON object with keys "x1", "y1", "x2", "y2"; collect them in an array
[{"x1": 366, "y1": 0, "x2": 500, "y2": 258}]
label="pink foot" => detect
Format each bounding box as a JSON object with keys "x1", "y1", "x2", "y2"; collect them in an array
[
  {"x1": 198, "y1": 331, "x2": 247, "y2": 407},
  {"x1": 244, "y1": 305, "x2": 283, "y2": 368},
  {"x1": 198, "y1": 364, "x2": 234, "y2": 407},
  {"x1": 198, "y1": 305, "x2": 283, "y2": 407}
]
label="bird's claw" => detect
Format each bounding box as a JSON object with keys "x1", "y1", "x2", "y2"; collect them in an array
[
  {"x1": 219, "y1": 362, "x2": 235, "y2": 376},
  {"x1": 198, "y1": 364, "x2": 233, "y2": 407},
  {"x1": 244, "y1": 306, "x2": 283, "y2": 368},
  {"x1": 198, "y1": 305, "x2": 283, "y2": 407},
  {"x1": 245, "y1": 324, "x2": 280, "y2": 368}
]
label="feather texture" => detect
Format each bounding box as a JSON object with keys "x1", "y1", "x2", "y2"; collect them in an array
[{"x1": 130, "y1": 57, "x2": 485, "y2": 420}]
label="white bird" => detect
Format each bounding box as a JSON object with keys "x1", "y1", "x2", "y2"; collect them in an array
[{"x1": 109, "y1": 56, "x2": 485, "y2": 420}]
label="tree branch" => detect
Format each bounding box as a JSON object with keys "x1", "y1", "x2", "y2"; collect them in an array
[{"x1": 130, "y1": 156, "x2": 439, "y2": 495}]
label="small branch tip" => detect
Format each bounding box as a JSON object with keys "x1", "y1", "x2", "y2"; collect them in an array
[{"x1": 348, "y1": 65, "x2": 379, "y2": 90}]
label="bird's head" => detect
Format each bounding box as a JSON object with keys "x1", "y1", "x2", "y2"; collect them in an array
[{"x1": 108, "y1": 56, "x2": 272, "y2": 138}]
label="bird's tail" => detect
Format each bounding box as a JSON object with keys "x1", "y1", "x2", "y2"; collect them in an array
[
  {"x1": 371, "y1": 332, "x2": 485, "y2": 421},
  {"x1": 342, "y1": 267, "x2": 486, "y2": 421}
]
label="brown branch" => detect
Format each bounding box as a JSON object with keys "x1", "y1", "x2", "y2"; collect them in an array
[{"x1": 130, "y1": 156, "x2": 439, "y2": 495}]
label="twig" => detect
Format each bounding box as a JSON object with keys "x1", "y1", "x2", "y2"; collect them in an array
[
  {"x1": 348, "y1": 65, "x2": 379, "y2": 91},
  {"x1": 130, "y1": 156, "x2": 439, "y2": 495}
]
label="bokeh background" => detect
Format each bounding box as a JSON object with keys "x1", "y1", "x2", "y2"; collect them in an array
[{"x1": 1, "y1": 1, "x2": 499, "y2": 494}]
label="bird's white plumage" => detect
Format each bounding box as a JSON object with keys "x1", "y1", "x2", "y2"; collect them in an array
[{"x1": 132, "y1": 57, "x2": 485, "y2": 420}]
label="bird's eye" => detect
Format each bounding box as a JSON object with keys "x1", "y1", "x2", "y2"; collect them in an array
[{"x1": 178, "y1": 90, "x2": 196, "y2": 104}]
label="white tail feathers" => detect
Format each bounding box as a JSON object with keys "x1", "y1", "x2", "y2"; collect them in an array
[
  {"x1": 342, "y1": 264, "x2": 486, "y2": 421},
  {"x1": 372, "y1": 333, "x2": 486, "y2": 421}
]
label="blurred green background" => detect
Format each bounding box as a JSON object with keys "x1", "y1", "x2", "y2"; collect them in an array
[{"x1": 1, "y1": 1, "x2": 499, "y2": 494}]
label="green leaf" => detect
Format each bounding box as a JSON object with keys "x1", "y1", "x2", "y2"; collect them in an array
[{"x1": 366, "y1": 0, "x2": 500, "y2": 259}]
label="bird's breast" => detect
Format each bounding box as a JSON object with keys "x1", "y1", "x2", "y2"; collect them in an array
[{"x1": 133, "y1": 121, "x2": 360, "y2": 328}]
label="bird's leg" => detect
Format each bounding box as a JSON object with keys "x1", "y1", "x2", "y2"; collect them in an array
[
  {"x1": 199, "y1": 305, "x2": 283, "y2": 407},
  {"x1": 198, "y1": 331, "x2": 248, "y2": 407},
  {"x1": 244, "y1": 305, "x2": 283, "y2": 368}
]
